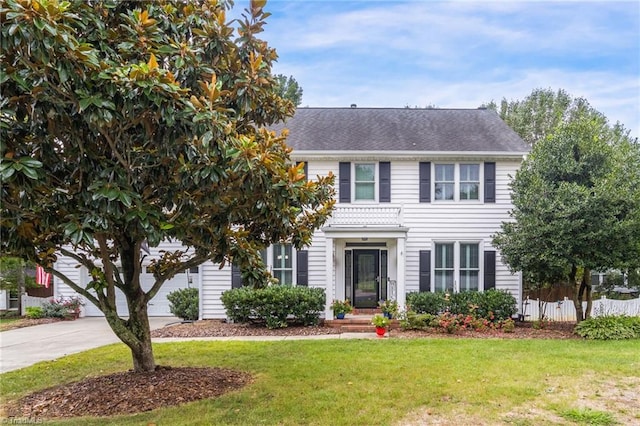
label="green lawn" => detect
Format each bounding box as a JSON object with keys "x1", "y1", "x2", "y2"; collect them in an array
[
  {"x1": 2, "y1": 338, "x2": 639, "y2": 425},
  {"x1": 0, "y1": 316, "x2": 24, "y2": 332}
]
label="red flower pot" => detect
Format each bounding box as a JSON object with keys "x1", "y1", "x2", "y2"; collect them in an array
[{"x1": 375, "y1": 326, "x2": 386, "y2": 337}]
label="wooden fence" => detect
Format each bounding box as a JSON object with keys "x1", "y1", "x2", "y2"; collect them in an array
[{"x1": 521, "y1": 296, "x2": 640, "y2": 322}]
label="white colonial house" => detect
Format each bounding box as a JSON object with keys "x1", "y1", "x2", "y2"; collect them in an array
[{"x1": 55, "y1": 107, "x2": 529, "y2": 319}]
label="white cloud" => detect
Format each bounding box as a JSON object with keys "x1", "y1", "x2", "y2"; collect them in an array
[{"x1": 263, "y1": 1, "x2": 639, "y2": 138}]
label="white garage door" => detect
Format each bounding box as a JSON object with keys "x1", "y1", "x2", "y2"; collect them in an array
[{"x1": 83, "y1": 269, "x2": 198, "y2": 317}]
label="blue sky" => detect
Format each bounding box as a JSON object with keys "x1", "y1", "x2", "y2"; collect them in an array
[{"x1": 240, "y1": 1, "x2": 640, "y2": 138}]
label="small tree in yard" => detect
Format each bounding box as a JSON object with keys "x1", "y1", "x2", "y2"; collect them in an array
[
  {"x1": 1, "y1": 0, "x2": 334, "y2": 372},
  {"x1": 493, "y1": 119, "x2": 640, "y2": 323}
]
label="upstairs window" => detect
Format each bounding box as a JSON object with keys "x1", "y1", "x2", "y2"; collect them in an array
[
  {"x1": 434, "y1": 164, "x2": 455, "y2": 200},
  {"x1": 459, "y1": 164, "x2": 480, "y2": 200},
  {"x1": 354, "y1": 163, "x2": 375, "y2": 201}
]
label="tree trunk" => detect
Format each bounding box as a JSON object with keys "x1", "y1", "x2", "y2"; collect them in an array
[
  {"x1": 17, "y1": 260, "x2": 24, "y2": 315},
  {"x1": 569, "y1": 264, "x2": 585, "y2": 324},
  {"x1": 583, "y1": 269, "x2": 593, "y2": 320},
  {"x1": 104, "y1": 306, "x2": 156, "y2": 372}
]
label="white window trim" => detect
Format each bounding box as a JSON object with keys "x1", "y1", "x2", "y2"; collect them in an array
[
  {"x1": 433, "y1": 163, "x2": 484, "y2": 203},
  {"x1": 432, "y1": 241, "x2": 485, "y2": 292},
  {"x1": 352, "y1": 162, "x2": 378, "y2": 203}
]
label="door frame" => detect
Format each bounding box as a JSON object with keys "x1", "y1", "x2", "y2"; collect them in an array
[{"x1": 349, "y1": 248, "x2": 388, "y2": 308}]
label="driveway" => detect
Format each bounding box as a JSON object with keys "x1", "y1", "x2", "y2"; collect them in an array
[{"x1": 0, "y1": 317, "x2": 179, "y2": 374}]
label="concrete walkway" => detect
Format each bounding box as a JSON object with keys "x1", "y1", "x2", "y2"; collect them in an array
[
  {"x1": 0, "y1": 317, "x2": 178, "y2": 374},
  {"x1": 0, "y1": 318, "x2": 376, "y2": 374}
]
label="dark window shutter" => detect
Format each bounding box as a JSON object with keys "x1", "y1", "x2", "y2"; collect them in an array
[
  {"x1": 339, "y1": 162, "x2": 351, "y2": 203},
  {"x1": 296, "y1": 250, "x2": 308, "y2": 286},
  {"x1": 484, "y1": 162, "x2": 496, "y2": 203},
  {"x1": 379, "y1": 161, "x2": 391, "y2": 202},
  {"x1": 419, "y1": 250, "x2": 431, "y2": 292},
  {"x1": 419, "y1": 162, "x2": 431, "y2": 203},
  {"x1": 484, "y1": 250, "x2": 496, "y2": 290},
  {"x1": 231, "y1": 264, "x2": 243, "y2": 289}
]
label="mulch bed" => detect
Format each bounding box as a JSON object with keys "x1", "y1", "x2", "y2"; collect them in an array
[
  {"x1": 7, "y1": 367, "x2": 252, "y2": 419},
  {"x1": 7, "y1": 320, "x2": 579, "y2": 420},
  {"x1": 151, "y1": 318, "x2": 580, "y2": 340}
]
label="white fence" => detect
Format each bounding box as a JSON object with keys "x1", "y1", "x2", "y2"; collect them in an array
[
  {"x1": 20, "y1": 295, "x2": 50, "y2": 315},
  {"x1": 521, "y1": 296, "x2": 640, "y2": 322}
]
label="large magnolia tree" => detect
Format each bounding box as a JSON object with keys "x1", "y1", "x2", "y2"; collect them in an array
[
  {"x1": 1, "y1": 0, "x2": 334, "y2": 372},
  {"x1": 493, "y1": 118, "x2": 640, "y2": 322}
]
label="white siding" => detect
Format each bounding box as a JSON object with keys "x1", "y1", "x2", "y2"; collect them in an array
[
  {"x1": 54, "y1": 156, "x2": 524, "y2": 318},
  {"x1": 307, "y1": 157, "x2": 523, "y2": 306},
  {"x1": 200, "y1": 261, "x2": 232, "y2": 319}
]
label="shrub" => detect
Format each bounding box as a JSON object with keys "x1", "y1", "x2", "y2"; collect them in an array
[
  {"x1": 406, "y1": 290, "x2": 517, "y2": 321},
  {"x1": 41, "y1": 299, "x2": 70, "y2": 318},
  {"x1": 221, "y1": 286, "x2": 325, "y2": 328},
  {"x1": 477, "y1": 289, "x2": 517, "y2": 320},
  {"x1": 448, "y1": 292, "x2": 482, "y2": 316},
  {"x1": 406, "y1": 292, "x2": 446, "y2": 315},
  {"x1": 25, "y1": 306, "x2": 44, "y2": 319},
  {"x1": 575, "y1": 315, "x2": 640, "y2": 340},
  {"x1": 399, "y1": 311, "x2": 436, "y2": 330},
  {"x1": 167, "y1": 287, "x2": 199, "y2": 321}
]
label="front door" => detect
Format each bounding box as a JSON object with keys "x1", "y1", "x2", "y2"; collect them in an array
[{"x1": 353, "y1": 250, "x2": 380, "y2": 308}]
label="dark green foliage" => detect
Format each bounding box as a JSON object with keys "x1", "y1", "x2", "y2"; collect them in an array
[
  {"x1": 448, "y1": 292, "x2": 483, "y2": 316},
  {"x1": 167, "y1": 288, "x2": 199, "y2": 321},
  {"x1": 574, "y1": 315, "x2": 640, "y2": 340},
  {"x1": 406, "y1": 290, "x2": 517, "y2": 321},
  {"x1": 221, "y1": 286, "x2": 325, "y2": 328},
  {"x1": 476, "y1": 289, "x2": 518, "y2": 320},
  {"x1": 406, "y1": 292, "x2": 446, "y2": 315},
  {"x1": 399, "y1": 311, "x2": 437, "y2": 330}
]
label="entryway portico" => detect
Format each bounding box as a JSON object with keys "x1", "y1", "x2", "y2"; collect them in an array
[{"x1": 322, "y1": 206, "x2": 408, "y2": 319}]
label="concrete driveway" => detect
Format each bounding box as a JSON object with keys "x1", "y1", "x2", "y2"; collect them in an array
[{"x1": 0, "y1": 317, "x2": 179, "y2": 374}]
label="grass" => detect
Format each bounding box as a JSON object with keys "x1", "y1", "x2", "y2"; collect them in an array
[
  {"x1": 1, "y1": 338, "x2": 639, "y2": 425},
  {"x1": 558, "y1": 407, "x2": 618, "y2": 425},
  {"x1": 0, "y1": 316, "x2": 24, "y2": 332}
]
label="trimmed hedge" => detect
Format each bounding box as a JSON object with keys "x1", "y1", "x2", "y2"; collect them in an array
[
  {"x1": 575, "y1": 315, "x2": 640, "y2": 340},
  {"x1": 167, "y1": 287, "x2": 199, "y2": 321},
  {"x1": 221, "y1": 286, "x2": 325, "y2": 329},
  {"x1": 406, "y1": 289, "x2": 517, "y2": 321}
]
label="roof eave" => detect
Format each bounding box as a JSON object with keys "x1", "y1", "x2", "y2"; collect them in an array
[{"x1": 290, "y1": 150, "x2": 529, "y2": 161}]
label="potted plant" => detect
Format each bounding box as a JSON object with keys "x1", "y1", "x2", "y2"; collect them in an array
[
  {"x1": 371, "y1": 314, "x2": 390, "y2": 337},
  {"x1": 61, "y1": 296, "x2": 84, "y2": 320},
  {"x1": 378, "y1": 299, "x2": 398, "y2": 319},
  {"x1": 330, "y1": 299, "x2": 353, "y2": 319}
]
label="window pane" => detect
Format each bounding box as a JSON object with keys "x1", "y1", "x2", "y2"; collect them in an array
[
  {"x1": 273, "y1": 270, "x2": 293, "y2": 286},
  {"x1": 435, "y1": 183, "x2": 455, "y2": 200},
  {"x1": 460, "y1": 271, "x2": 479, "y2": 291},
  {"x1": 460, "y1": 164, "x2": 479, "y2": 181},
  {"x1": 435, "y1": 243, "x2": 454, "y2": 268},
  {"x1": 355, "y1": 183, "x2": 375, "y2": 200},
  {"x1": 460, "y1": 244, "x2": 479, "y2": 268},
  {"x1": 460, "y1": 183, "x2": 479, "y2": 200},
  {"x1": 460, "y1": 164, "x2": 480, "y2": 200},
  {"x1": 355, "y1": 164, "x2": 375, "y2": 181},
  {"x1": 434, "y1": 271, "x2": 454, "y2": 292},
  {"x1": 435, "y1": 165, "x2": 454, "y2": 200},
  {"x1": 435, "y1": 164, "x2": 454, "y2": 181}
]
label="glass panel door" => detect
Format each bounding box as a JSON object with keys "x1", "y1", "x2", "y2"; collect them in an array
[{"x1": 353, "y1": 250, "x2": 379, "y2": 308}]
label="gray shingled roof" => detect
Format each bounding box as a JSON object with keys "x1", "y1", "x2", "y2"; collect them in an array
[{"x1": 269, "y1": 107, "x2": 528, "y2": 153}]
